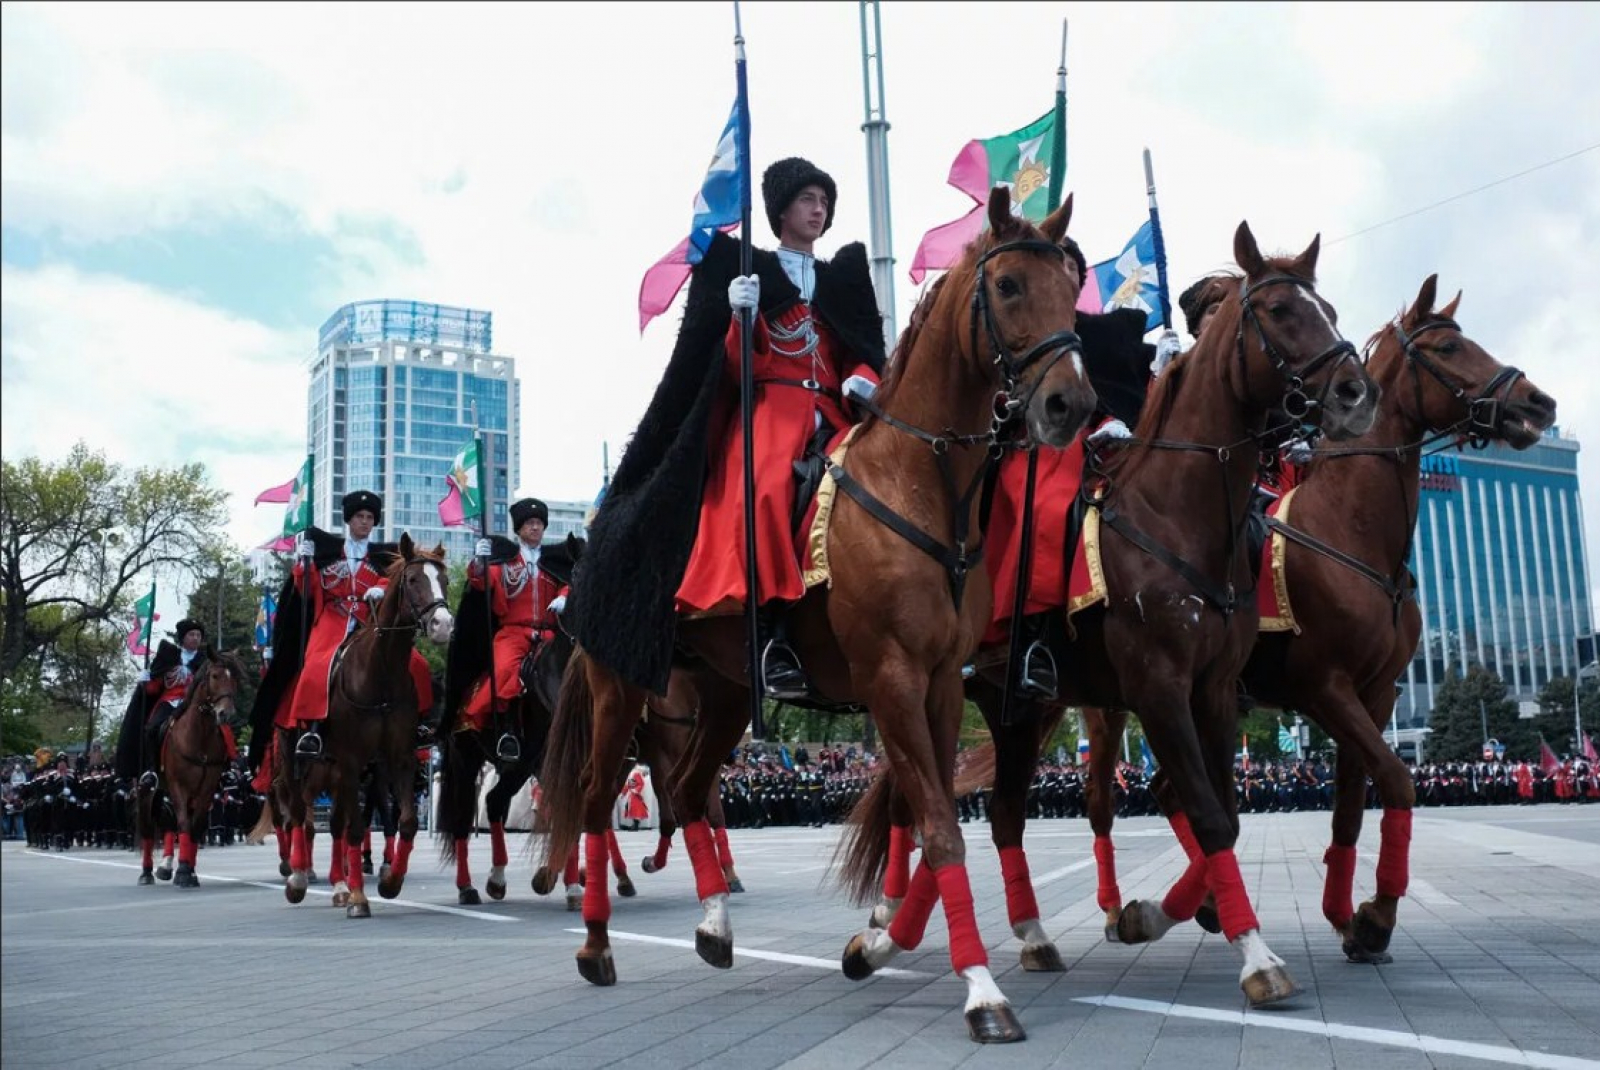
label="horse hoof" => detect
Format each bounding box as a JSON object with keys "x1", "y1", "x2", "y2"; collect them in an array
[
  {"x1": 566, "y1": 893, "x2": 583, "y2": 913},
  {"x1": 278, "y1": 861, "x2": 291, "y2": 878},
  {"x1": 332, "y1": 890, "x2": 350, "y2": 908},
  {"x1": 285, "y1": 877, "x2": 307, "y2": 905},
  {"x1": 1115, "y1": 901, "x2": 1157, "y2": 944},
  {"x1": 1020, "y1": 943, "x2": 1065, "y2": 972},
  {"x1": 727, "y1": 878, "x2": 745, "y2": 894},
  {"x1": 531, "y1": 867, "x2": 556, "y2": 895},
  {"x1": 379, "y1": 875, "x2": 402, "y2": 901},
  {"x1": 306, "y1": 870, "x2": 320, "y2": 885},
  {"x1": 459, "y1": 887, "x2": 482, "y2": 906},
  {"x1": 842, "y1": 933, "x2": 875, "y2": 981},
  {"x1": 1341, "y1": 936, "x2": 1393, "y2": 965},
  {"x1": 178, "y1": 872, "x2": 199, "y2": 889},
  {"x1": 486, "y1": 879, "x2": 506, "y2": 902},
  {"x1": 966, "y1": 1004, "x2": 1026, "y2": 1044},
  {"x1": 695, "y1": 929, "x2": 733, "y2": 969},
  {"x1": 616, "y1": 875, "x2": 636, "y2": 898},
  {"x1": 1194, "y1": 902, "x2": 1222, "y2": 935},
  {"x1": 641, "y1": 857, "x2": 659, "y2": 874},
  {"x1": 1350, "y1": 902, "x2": 1395, "y2": 957},
  {"x1": 346, "y1": 901, "x2": 372, "y2": 920},
  {"x1": 1102, "y1": 907, "x2": 1124, "y2": 942},
  {"x1": 576, "y1": 950, "x2": 617, "y2": 987},
  {"x1": 1242, "y1": 964, "x2": 1300, "y2": 1008},
  {"x1": 138, "y1": 871, "x2": 154, "y2": 886},
  {"x1": 155, "y1": 866, "x2": 173, "y2": 882},
  {"x1": 362, "y1": 859, "x2": 374, "y2": 876}
]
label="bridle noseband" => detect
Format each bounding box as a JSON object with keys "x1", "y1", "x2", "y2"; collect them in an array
[
  {"x1": 1394, "y1": 315, "x2": 1525, "y2": 448},
  {"x1": 1237, "y1": 274, "x2": 1361, "y2": 428},
  {"x1": 371, "y1": 559, "x2": 449, "y2": 635},
  {"x1": 971, "y1": 238, "x2": 1086, "y2": 432}
]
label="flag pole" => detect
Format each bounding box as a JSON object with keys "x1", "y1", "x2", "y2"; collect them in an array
[
  {"x1": 1142, "y1": 148, "x2": 1172, "y2": 331},
  {"x1": 1046, "y1": 19, "x2": 1068, "y2": 212},
  {"x1": 300, "y1": 453, "x2": 314, "y2": 671},
  {"x1": 734, "y1": 1, "x2": 764, "y2": 743},
  {"x1": 858, "y1": 0, "x2": 897, "y2": 352},
  {"x1": 470, "y1": 402, "x2": 507, "y2": 757}
]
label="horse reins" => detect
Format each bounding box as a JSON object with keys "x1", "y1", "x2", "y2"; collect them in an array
[
  {"x1": 178, "y1": 661, "x2": 240, "y2": 770},
  {"x1": 834, "y1": 237, "x2": 1084, "y2": 608},
  {"x1": 337, "y1": 559, "x2": 447, "y2": 714}
]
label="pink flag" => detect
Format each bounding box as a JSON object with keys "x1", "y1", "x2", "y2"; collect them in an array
[
  {"x1": 1583, "y1": 732, "x2": 1598, "y2": 763},
  {"x1": 637, "y1": 224, "x2": 740, "y2": 334},
  {"x1": 254, "y1": 477, "x2": 295, "y2": 505},
  {"x1": 909, "y1": 206, "x2": 986, "y2": 286},
  {"x1": 1539, "y1": 738, "x2": 1561, "y2": 775},
  {"x1": 1076, "y1": 267, "x2": 1103, "y2": 315},
  {"x1": 124, "y1": 612, "x2": 157, "y2": 656},
  {"x1": 255, "y1": 534, "x2": 294, "y2": 553},
  {"x1": 437, "y1": 485, "x2": 465, "y2": 528}
]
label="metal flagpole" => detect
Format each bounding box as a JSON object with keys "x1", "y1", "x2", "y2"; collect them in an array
[
  {"x1": 858, "y1": 0, "x2": 896, "y2": 353},
  {"x1": 733, "y1": 1, "x2": 764, "y2": 743},
  {"x1": 1143, "y1": 148, "x2": 1173, "y2": 331},
  {"x1": 1046, "y1": 20, "x2": 1067, "y2": 212}
]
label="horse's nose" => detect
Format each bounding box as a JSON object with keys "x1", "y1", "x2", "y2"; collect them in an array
[{"x1": 1332, "y1": 377, "x2": 1369, "y2": 410}]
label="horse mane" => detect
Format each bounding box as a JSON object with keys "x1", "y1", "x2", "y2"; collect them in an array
[
  {"x1": 384, "y1": 543, "x2": 447, "y2": 579},
  {"x1": 867, "y1": 275, "x2": 948, "y2": 416}
]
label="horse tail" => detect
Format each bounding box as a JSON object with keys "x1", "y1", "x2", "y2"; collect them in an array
[
  {"x1": 244, "y1": 791, "x2": 276, "y2": 845},
  {"x1": 833, "y1": 765, "x2": 898, "y2": 907},
  {"x1": 534, "y1": 646, "x2": 595, "y2": 877},
  {"x1": 953, "y1": 741, "x2": 998, "y2": 796},
  {"x1": 434, "y1": 732, "x2": 481, "y2": 865}
]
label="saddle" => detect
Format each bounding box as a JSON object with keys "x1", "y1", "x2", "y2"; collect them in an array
[{"x1": 791, "y1": 424, "x2": 837, "y2": 536}]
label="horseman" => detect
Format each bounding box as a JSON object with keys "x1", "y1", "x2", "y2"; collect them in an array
[
  {"x1": 445, "y1": 496, "x2": 578, "y2": 761},
  {"x1": 572, "y1": 155, "x2": 886, "y2": 700},
  {"x1": 251, "y1": 490, "x2": 434, "y2": 763},
  {"x1": 116, "y1": 620, "x2": 231, "y2": 789}
]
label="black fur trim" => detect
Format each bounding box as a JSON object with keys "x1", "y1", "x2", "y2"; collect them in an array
[{"x1": 1076, "y1": 307, "x2": 1155, "y2": 428}]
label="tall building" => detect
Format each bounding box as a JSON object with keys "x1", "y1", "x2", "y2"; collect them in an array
[
  {"x1": 306, "y1": 300, "x2": 520, "y2": 559},
  {"x1": 1397, "y1": 426, "x2": 1593, "y2": 729}
]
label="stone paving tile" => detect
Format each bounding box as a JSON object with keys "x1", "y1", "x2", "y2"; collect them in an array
[{"x1": 6, "y1": 807, "x2": 1600, "y2": 1069}]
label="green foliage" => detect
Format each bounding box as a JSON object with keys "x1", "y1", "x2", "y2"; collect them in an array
[
  {"x1": 1427, "y1": 664, "x2": 1551, "y2": 761},
  {"x1": 1538, "y1": 675, "x2": 1600, "y2": 755},
  {"x1": 182, "y1": 552, "x2": 270, "y2": 734},
  {"x1": 0, "y1": 664, "x2": 48, "y2": 756}
]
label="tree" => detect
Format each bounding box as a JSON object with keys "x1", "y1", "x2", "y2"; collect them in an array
[
  {"x1": 182, "y1": 551, "x2": 271, "y2": 736},
  {"x1": 1427, "y1": 665, "x2": 1544, "y2": 761},
  {"x1": 0, "y1": 663, "x2": 48, "y2": 756},
  {"x1": 1, "y1": 443, "x2": 229, "y2": 682},
  {"x1": 39, "y1": 616, "x2": 133, "y2": 750},
  {"x1": 1537, "y1": 675, "x2": 1600, "y2": 755}
]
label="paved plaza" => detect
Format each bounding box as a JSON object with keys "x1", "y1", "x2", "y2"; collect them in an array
[{"x1": 3, "y1": 807, "x2": 1598, "y2": 1070}]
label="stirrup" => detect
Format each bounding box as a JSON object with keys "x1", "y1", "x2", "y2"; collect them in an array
[
  {"x1": 1016, "y1": 641, "x2": 1058, "y2": 701},
  {"x1": 494, "y1": 733, "x2": 522, "y2": 763},
  {"x1": 137, "y1": 771, "x2": 159, "y2": 790},
  {"x1": 294, "y1": 729, "x2": 324, "y2": 758},
  {"x1": 760, "y1": 639, "x2": 810, "y2": 701}
]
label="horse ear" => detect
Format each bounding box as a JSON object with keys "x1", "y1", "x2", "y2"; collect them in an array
[
  {"x1": 987, "y1": 185, "x2": 1014, "y2": 237},
  {"x1": 1439, "y1": 289, "x2": 1462, "y2": 320},
  {"x1": 1409, "y1": 274, "x2": 1440, "y2": 324},
  {"x1": 1234, "y1": 221, "x2": 1265, "y2": 276},
  {"x1": 432, "y1": 542, "x2": 446, "y2": 559},
  {"x1": 1041, "y1": 192, "x2": 1073, "y2": 244},
  {"x1": 401, "y1": 531, "x2": 415, "y2": 558},
  {"x1": 1291, "y1": 233, "x2": 1322, "y2": 279}
]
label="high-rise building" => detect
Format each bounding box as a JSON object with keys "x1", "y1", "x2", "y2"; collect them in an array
[
  {"x1": 1398, "y1": 426, "x2": 1592, "y2": 729},
  {"x1": 306, "y1": 300, "x2": 520, "y2": 558}
]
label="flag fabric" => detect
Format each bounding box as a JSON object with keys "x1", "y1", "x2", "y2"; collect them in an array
[
  {"x1": 253, "y1": 475, "x2": 296, "y2": 505},
  {"x1": 1583, "y1": 731, "x2": 1598, "y2": 763},
  {"x1": 636, "y1": 98, "x2": 749, "y2": 334},
  {"x1": 253, "y1": 589, "x2": 278, "y2": 650},
  {"x1": 256, "y1": 534, "x2": 295, "y2": 553},
  {"x1": 125, "y1": 584, "x2": 157, "y2": 657},
  {"x1": 1278, "y1": 724, "x2": 1297, "y2": 756},
  {"x1": 1076, "y1": 220, "x2": 1164, "y2": 330},
  {"x1": 909, "y1": 111, "x2": 1061, "y2": 284},
  {"x1": 1241, "y1": 732, "x2": 1250, "y2": 763},
  {"x1": 1539, "y1": 738, "x2": 1561, "y2": 776},
  {"x1": 1139, "y1": 736, "x2": 1157, "y2": 777},
  {"x1": 1076, "y1": 736, "x2": 1091, "y2": 762},
  {"x1": 279, "y1": 455, "x2": 314, "y2": 537},
  {"x1": 438, "y1": 437, "x2": 483, "y2": 528}
]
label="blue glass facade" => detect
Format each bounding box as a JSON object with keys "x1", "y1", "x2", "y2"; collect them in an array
[
  {"x1": 1398, "y1": 428, "x2": 1592, "y2": 727},
  {"x1": 306, "y1": 301, "x2": 520, "y2": 561}
]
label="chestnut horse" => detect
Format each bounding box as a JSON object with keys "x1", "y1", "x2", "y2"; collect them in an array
[
  {"x1": 538, "y1": 186, "x2": 1094, "y2": 1043},
  {"x1": 277, "y1": 535, "x2": 454, "y2": 917},
  {"x1": 844, "y1": 223, "x2": 1381, "y2": 1009},
  {"x1": 134, "y1": 651, "x2": 245, "y2": 887}
]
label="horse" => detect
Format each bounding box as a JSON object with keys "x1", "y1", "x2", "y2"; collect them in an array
[
  {"x1": 538, "y1": 186, "x2": 1094, "y2": 1044},
  {"x1": 275, "y1": 534, "x2": 453, "y2": 918},
  {"x1": 133, "y1": 651, "x2": 245, "y2": 887},
  {"x1": 843, "y1": 222, "x2": 1381, "y2": 1009}
]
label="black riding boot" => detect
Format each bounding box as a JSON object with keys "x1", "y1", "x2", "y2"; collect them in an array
[
  {"x1": 759, "y1": 606, "x2": 809, "y2": 702},
  {"x1": 1015, "y1": 614, "x2": 1058, "y2": 701}
]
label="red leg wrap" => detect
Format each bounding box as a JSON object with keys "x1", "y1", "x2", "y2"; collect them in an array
[
  {"x1": 651, "y1": 833, "x2": 673, "y2": 869},
  {"x1": 391, "y1": 836, "x2": 413, "y2": 879},
  {"x1": 290, "y1": 827, "x2": 309, "y2": 872},
  {"x1": 1376, "y1": 808, "x2": 1412, "y2": 899},
  {"x1": 998, "y1": 846, "x2": 1041, "y2": 926},
  {"x1": 384, "y1": 835, "x2": 395, "y2": 866},
  {"x1": 1322, "y1": 844, "x2": 1358, "y2": 929},
  {"x1": 1162, "y1": 858, "x2": 1209, "y2": 921},
  {"x1": 141, "y1": 839, "x2": 154, "y2": 869},
  {"x1": 606, "y1": 828, "x2": 627, "y2": 875},
  {"x1": 1206, "y1": 848, "x2": 1259, "y2": 940},
  {"x1": 563, "y1": 843, "x2": 581, "y2": 886},
  {"x1": 887, "y1": 861, "x2": 939, "y2": 951},
  {"x1": 220, "y1": 724, "x2": 238, "y2": 761},
  {"x1": 885, "y1": 824, "x2": 913, "y2": 900},
  {"x1": 363, "y1": 827, "x2": 372, "y2": 854},
  {"x1": 935, "y1": 863, "x2": 988, "y2": 973},
  {"x1": 346, "y1": 843, "x2": 364, "y2": 892},
  {"x1": 274, "y1": 826, "x2": 289, "y2": 861},
  {"x1": 178, "y1": 832, "x2": 197, "y2": 867},
  {"x1": 1168, "y1": 812, "x2": 1203, "y2": 861},
  {"x1": 162, "y1": 832, "x2": 175, "y2": 858},
  {"x1": 490, "y1": 822, "x2": 509, "y2": 868},
  {"x1": 684, "y1": 821, "x2": 730, "y2": 900},
  {"x1": 713, "y1": 826, "x2": 735, "y2": 870},
  {"x1": 329, "y1": 841, "x2": 345, "y2": 885},
  {"x1": 1093, "y1": 835, "x2": 1121, "y2": 911},
  {"x1": 454, "y1": 839, "x2": 472, "y2": 889},
  {"x1": 582, "y1": 832, "x2": 611, "y2": 922}
]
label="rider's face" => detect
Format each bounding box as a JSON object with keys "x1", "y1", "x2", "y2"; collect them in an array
[{"x1": 347, "y1": 510, "x2": 376, "y2": 540}]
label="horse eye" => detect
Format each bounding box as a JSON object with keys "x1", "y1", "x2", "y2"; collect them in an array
[
  {"x1": 1268, "y1": 303, "x2": 1289, "y2": 318},
  {"x1": 1439, "y1": 340, "x2": 1459, "y2": 355},
  {"x1": 996, "y1": 277, "x2": 1021, "y2": 298}
]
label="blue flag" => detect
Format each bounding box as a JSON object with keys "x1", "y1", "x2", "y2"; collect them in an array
[
  {"x1": 253, "y1": 588, "x2": 277, "y2": 649},
  {"x1": 1139, "y1": 735, "x2": 1157, "y2": 777},
  {"x1": 1278, "y1": 724, "x2": 1297, "y2": 756},
  {"x1": 685, "y1": 100, "x2": 747, "y2": 264},
  {"x1": 1087, "y1": 221, "x2": 1165, "y2": 331}
]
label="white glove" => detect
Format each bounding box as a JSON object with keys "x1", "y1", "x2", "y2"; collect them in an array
[
  {"x1": 1086, "y1": 417, "x2": 1133, "y2": 445},
  {"x1": 547, "y1": 594, "x2": 567, "y2": 615},
  {"x1": 1150, "y1": 329, "x2": 1182, "y2": 376},
  {"x1": 137, "y1": 671, "x2": 151, "y2": 683},
  {"x1": 364, "y1": 586, "x2": 386, "y2": 603},
  {"x1": 842, "y1": 375, "x2": 877, "y2": 402},
  {"x1": 1285, "y1": 438, "x2": 1314, "y2": 465},
  {"x1": 728, "y1": 274, "x2": 760, "y2": 312},
  {"x1": 474, "y1": 538, "x2": 492, "y2": 558},
  {"x1": 294, "y1": 536, "x2": 314, "y2": 558}
]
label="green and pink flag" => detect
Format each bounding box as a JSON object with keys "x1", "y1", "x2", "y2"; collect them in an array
[
  {"x1": 438, "y1": 437, "x2": 483, "y2": 528},
  {"x1": 125, "y1": 583, "x2": 157, "y2": 657}
]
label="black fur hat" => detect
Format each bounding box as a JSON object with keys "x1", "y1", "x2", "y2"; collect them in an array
[
  {"x1": 173, "y1": 619, "x2": 205, "y2": 642},
  {"x1": 342, "y1": 489, "x2": 382, "y2": 524},
  {"x1": 762, "y1": 157, "x2": 836, "y2": 238},
  {"x1": 1178, "y1": 274, "x2": 1239, "y2": 339},
  {"x1": 510, "y1": 497, "x2": 548, "y2": 529}
]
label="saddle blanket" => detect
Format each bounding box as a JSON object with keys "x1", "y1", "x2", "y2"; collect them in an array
[{"x1": 1257, "y1": 485, "x2": 1302, "y2": 634}]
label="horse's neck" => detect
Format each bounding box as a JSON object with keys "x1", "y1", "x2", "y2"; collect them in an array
[{"x1": 1301, "y1": 350, "x2": 1421, "y2": 567}]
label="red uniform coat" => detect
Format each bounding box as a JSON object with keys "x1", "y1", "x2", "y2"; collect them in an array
[
  {"x1": 279, "y1": 552, "x2": 431, "y2": 727},
  {"x1": 623, "y1": 768, "x2": 650, "y2": 821},
  {"x1": 675, "y1": 304, "x2": 878, "y2": 614},
  {"x1": 985, "y1": 434, "x2": 1091, "y2": 637},
  {"x1": 463, "y1": 550, "x2": 568, "y2": 722}
]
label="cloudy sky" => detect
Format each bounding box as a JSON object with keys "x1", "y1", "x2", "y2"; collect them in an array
[{"x1": 3, "y1": 1, "x2": 1597, "y2": 612}]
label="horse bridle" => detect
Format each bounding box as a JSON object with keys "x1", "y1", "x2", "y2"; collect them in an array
[
  {"x1": 835, "y1": 236, "x2": 1085, "y2": 608},
  {"x1": 1237, "y1": 274, "x2": 1362, "y2": 429},
  {"x1": 1394, "y1": 315, "x2": 1526, "y2": 448},
  {"x1": 370, "y1": 559, "x2": 449, "y2": 635},
  {"x1": 180, "y1": 662, "x2": 239, "y2": 768}
]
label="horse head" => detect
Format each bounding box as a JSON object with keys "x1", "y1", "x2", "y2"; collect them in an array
[
  {"x1": 394, "y1": 532, "x2": 455, "y2": 644},
  {"x1": 1230, "y1": 222, "x2": 1379, "y2": 441},
  {"x1": 193, "y1": 650, "x2": 244, "y2": 725},
  {"x1": 1367, "y1": 275, "x2": 1556, "y2": 449}
]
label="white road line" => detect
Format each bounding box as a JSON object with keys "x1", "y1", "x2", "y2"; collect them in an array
[
  {"x1": 583, "y1": 928, "x2": 934, "y2": 978},
  {"x1": 1355, "y1": 852, "x2": 1461, "y2": 907},
  {"x1": 1032, "y1": 857, "x2": 1097, "y2": 886},
  {"x1": 1076, "y1": 995, "x2": 1600, "y2": 1070},
  {"x1": 22, "y1": 849, "x2": 516, "y2": 922}
]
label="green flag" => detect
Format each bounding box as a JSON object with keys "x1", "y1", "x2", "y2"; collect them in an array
[
  {"x1": 438, "y1": 438, "x2": 482, "y2": 527},
  {"x1": 280, "y1": 454, "x2": 314, "y2": 537},
  {"x1": 125, "y1": 583, "x2": 157, "y2": 656}
]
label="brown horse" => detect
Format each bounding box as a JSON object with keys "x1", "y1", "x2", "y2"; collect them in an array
[
  {"x1": 134, "y1": 651, "x2": 245, "y2": 887},
  {"x1": 277, "y1": 534, "x2": 453, "y2": 918},
  {"x1": 845, "y1": 223, "x2": 1381, "y2": 1009},
  {"x1": 538, "y1": 186, "x2": 1094, "y2": 1043}
]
